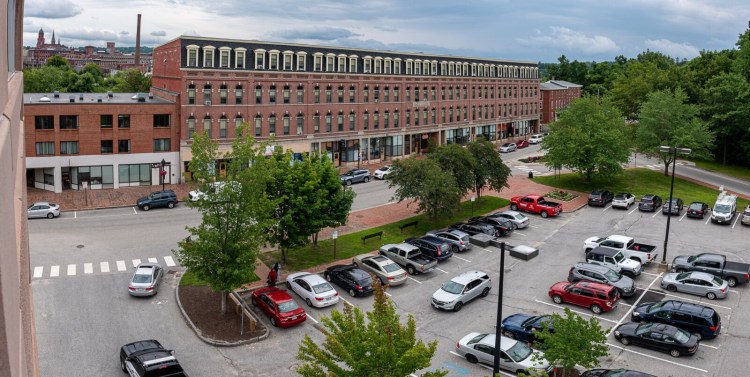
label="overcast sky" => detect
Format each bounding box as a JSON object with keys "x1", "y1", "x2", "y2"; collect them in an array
[{"x1": 23, "y1": 0, "x2": 750, "y2": 63}]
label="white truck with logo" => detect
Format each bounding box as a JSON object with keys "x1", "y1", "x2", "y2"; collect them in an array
[
  {"x1": 583, "y1": 235, "x2": 658, "y2": 264},
  {"x1": 711, "y1": 186, "x2": 737, "y2": 224}
]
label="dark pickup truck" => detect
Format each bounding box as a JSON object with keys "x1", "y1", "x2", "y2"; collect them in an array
[
  {"x1": 672, "y1": 253, "x2": 750, "y2": 287},
  {"x1": 120, "y1": 339, "x2": 188, "y2": 377}
]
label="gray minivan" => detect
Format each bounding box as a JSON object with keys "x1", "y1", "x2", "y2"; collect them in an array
[{"x1": 568, "y1": 262, "x2": 636, "y2": 297}]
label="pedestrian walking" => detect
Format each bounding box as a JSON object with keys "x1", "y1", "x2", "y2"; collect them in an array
[
  {"x1": 267, "y1": 268, "x2": 278, "y2": 287},
  {"x1": 273, "y1": 262, "x2": 281, "y2": 276}
]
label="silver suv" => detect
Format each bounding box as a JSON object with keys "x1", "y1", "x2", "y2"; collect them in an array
[
  {"x1": 426, "y1": 229, "x2": 472, "y2": 252},
  {"x1": 431, "y1": 270, "x2": 491, "y2": 312},
  {"x1": 568, "y1": 262, "x2": 636, "y2": 297}
]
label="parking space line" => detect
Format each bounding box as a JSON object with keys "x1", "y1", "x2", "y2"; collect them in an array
[
  {"x1": 658, "y1": 291, "x2": 733, "y2": 310},
  {"x1": 74, "y1": 211, "x2": 77, "y2": 219},
  {"x1": 340, "y1": 297, "x2": 353, "y2": 307},
  {"x1": 628, "y1": 207, "x2": 639, "y2": 215},
  {"x1": 533, "y1": 299, "x2": 619, "y2": 324},
  {"x1": 83, "y1": 263, "x2": 93, "y2": 274},
  {"x1": 33, "y1": 266, "x2": 43, "y2": 278},
  {"x1": 651, "y1": 211, "x2": 660, "y2": 218},
  {"x1": 407, "y1": 276, "x2": 423, "y2": 284},
  {"x1": 603, "y1": 205, "x2": 612, "y2": 212},
  {"x1": 448, "y1": 352, "x2": 513, "y2": 376},
  {"x1": 513, "y1": 231, "x2": 527, "y2": 237},
  {"x1": 700, "y1": 343, "x2": 719, "y2": 349},
  {"x1": 678, "y1": 213, "x2": 687, "y2": 222},
  {"x1": 436, "y1": 267, "x2": 449, "y2": 274},
  {"x1": 608, "y1": 272, "x2": 663, "y2": 336},
  {"x1": 306, "y1": 315, "x2": 319, "y2": 324},
  {"x1": 641, "y1": 271, "x2": 661, "y2": 277},
  {"x1": 164, "y1": 256, "x2": 176, "y2": 267},
  {"x1": 132, "y1": 259, "x2": 141, "y2": 267},
  {"x1": 100, "y1": 262, "x2": 110, "y2": 273},
  {"x1": 148, "y1": 257, "x2": 158, "y2": 263},
  {"x1": 133, "y1": 207, "x2": 138, "y2": 214},
  {"x1": 606, "y1": 343, "x2": 708, "y2": 373},
  {"x1": 729, "y1": 289, "x2": 739, "y2": 293},
  {"x1": 705, "y1": 216, "x2": 711, "y2": 225},
  {"x1": 67, "y1": 264, "x2": 76, "y2": 276},
  {"x1": 732, "y1": 214, "x2": 740, "y2": 229},
  {"x1": 452, "y1": 255, "x2": 472, "y2": 263},
  {"x1": 116, "y1": 260, "x2": 126, "y2": 271},
  {"x1": 50, "y1": 265, "x2": 59, "y2": 277}
]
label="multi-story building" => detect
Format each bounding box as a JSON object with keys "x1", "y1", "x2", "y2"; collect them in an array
[
  {"x1": 539, "y1": 80, "x2": 582, "y2": 129},
  {"x1": 150, "y1": 36, "x2": 541, "y2": 178},
  {"x1": 24, "y1": 92, "x2": 179, "y2": 193},
  {"x1": 1, "y1": 0, "x2": 40, "y2": 375}
]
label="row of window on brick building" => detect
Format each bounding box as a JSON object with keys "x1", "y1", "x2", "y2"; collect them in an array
[
  {"x1": 187, "y1": 83, "x2": 538, "y2": 106},
  {"x1": 34, "y1": 138, "x2": 171, "y2": 156},
  {"x1": 34, "y1": 114, "x2": 172, "y2": 130}
]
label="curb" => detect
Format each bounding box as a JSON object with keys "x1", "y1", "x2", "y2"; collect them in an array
[{"x1": 174, "y1": 270, "x2": 270, "y2": 347}]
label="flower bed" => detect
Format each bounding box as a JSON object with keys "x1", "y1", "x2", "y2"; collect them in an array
[{"x1": 545, "y1": 190, "x2": 578, "y2": 202}]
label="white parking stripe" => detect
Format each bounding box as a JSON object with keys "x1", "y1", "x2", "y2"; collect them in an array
[
  {"x1": 606, "y1": 343, "x2": 708, "y2": 373},
  {"x1": 732, "y1": 214, "x2": 740, "y2": 229},
  {"x1": 435, "y1": 267, "x2": 449, "y2": 274},
  {"x1": 700, "y1": 343, "x2": 719, "y2": 349},
  {"x1": 641, "y1": 271, "x2": 661, "y2": 277},
  {"x1": 705, "y1": 216, "x2": 711, "y2": 225},
  {"x1": 659, "y1": 292, "x2": 733, "y2": 310},
  {"x1": 603, "y1": 204, "x2": 612, "y2": 212},
  {"x1": 407, "y1": 276, "x2": 423, "y2": 284},
  {"x1": 513, "y1": 231, "x2": 527, "y2": 237},
  {"x1": 132, "y1": 259, "x2": 141, "y2": 267},
  {"x1": 306, "y1": 315, "x2": 319, "y2": 324},
  {"x1": 651, "y1": 211, "x2": 660, "y2": 218},
  {"x1": 133, "y1": 207, "x2": 138, "y2": 214},
  {"x1": 608, "y1": 273, "x2": 663, "y2": 336},
  {"x1": 33, "y1": 266, "x2": 43, "y2": 278},
  {"x1": 50, "y1": 265, "x2": 59, "y2": 277},
  {"x1": 148, "y1": 257, "x2": 158, "y2": 263},
  {"x1": 116, "y1": 260, "x2": 126, "y2": 271},
  {"x1": 340, "y1": 297, "x2": 353, "y2": 307},
  {"x1": 533, "y1": 299, "x2": 619, "y2": 324},
  {"x1": 452, "y1": 255, "x2": 472, "y2": 263},
  {"x1": 628, "y1": 207, "x2": 639, "y2": 215},
  {"x1": 164, "y1": 256, "x2": 176, "y2": 267},
  {"x1": 100, "y1": 262, "x2": 110, "y2": 273},
  {"x1": 67, "y1": 264, "x2": 76, "y2": 276},
  {"x1": 678, "y1": 213, "x2": 687, "y2": 222},
  {"x1": 83, "y1": 263, "x2": 93, "y2": 274}
]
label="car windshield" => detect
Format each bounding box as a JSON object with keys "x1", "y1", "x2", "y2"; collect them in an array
[
  {"x1": 356, "y1": 277, "x2": 374, "y2": 287},
  {"x1": 714, "y1": 204, "x2": 731, "y2": 213},
  {"x1": 277, "y1": 300, "x2": 300, "y2": 313},
  {"x1": 676, "y1": 272, "x2": 691, "y2": 280},
  {"x1": 502, "y1": 143, "x2": 510, "y2": 147},
  {"x1": 689, "y1": 203, "x2": 703, "y2": 210},
  {"x1": 635, "y1": 323, "x2": 653, "y2": 335},
  {"x1": 712, "y1": 276, "x2": 724, "y2": 286},
  {"x1": 148, "y1": 193, "x2": 157, "y2": 199},
  {"x1": 673, "y1": 328, "x2": 691, "y2": 343},
  {"x1": 603, "y1": 269, "x2": 621, "y2": 281},
  {"x1": 686, "y1": 255, "x2": 698, "y2": 263},
  {"x1": 613, "y1": 253, "x2": 625, "y2": 263},
  {"x1": 377, "y1": 167, "x2": 388, "y2": 172},
  {"x1": 382, "y1": 263, "x2": 402, "y2": 273},
  {"x1": 614, "y1": 193, "x2": 628, "y2": 199},
  {"x1": 646, "y1": 302, "x2": 665, "y2": 314},
  {"x1": 506, "y1": 341, "x2": 533, "y2": 362},
  {"x1": 441, "y1": 280, "x2": 466, "y2": 295},
  {"x1": 132, "y1": 273, "x2": 152, "y2": 283},
  {"x1": 312, "y1": 282, "x2": 334, "y2": 294}
]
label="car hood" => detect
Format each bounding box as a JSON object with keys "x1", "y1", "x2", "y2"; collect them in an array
[
  {"x1": 672, "y1": 255, "x2": 690, "y2": 266},
  {"x1": 611, "y1": 275, "x2": 636, "y2": 290},
  {"x1": 517, "y1": 350, "x2": 550, "y2": 370},
  {"x1": 432, "y1": 288, "x2": 460, "y2": 303},
  {"x1": 615, "y1": 322, "x2": 640, "y2": 336},
  {"x1": 621, "y1": 259, "x2": 641, "y2": 270},
  {"x1": 661, "y1": 273, "x2": 680, "y2": 284},
  {"x1": 502, "y1": 313, "x2": 534, "y2": 329},
  {"x1": 137, "y1": 196, "x2": 149, "y2": 203},
  {"x1": 632, "y1": 302, "x2": 654, "y2": 317}
]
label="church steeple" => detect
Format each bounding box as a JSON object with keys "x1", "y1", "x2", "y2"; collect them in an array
[
  {"x1": 36, "y1": 28, "x2": 45, "y2": 48},
  {"x1": 51, "y1": 30, "x2": 56, "y2": 45}
]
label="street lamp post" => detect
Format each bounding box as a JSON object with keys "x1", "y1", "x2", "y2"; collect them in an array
[
  {"x1": 332, "y1": 230, "x2": 338, "y2": 260},
  {"x1": 492, "y1": 242, "x2": 506, "y2": 376},
  {"x1": 160, "y1": 158, "x2": 167, "y2": 191},
  {"x1": 659, "y1": 146, "x2": 691, "y2": 268}
]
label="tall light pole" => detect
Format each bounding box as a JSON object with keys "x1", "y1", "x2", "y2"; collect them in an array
[
  {"x1": 493, "y1": 242, "x2": 506, "y2": 376},
  {"x1": 659, "y1": 146, "x2": 691, "y2": 268}
]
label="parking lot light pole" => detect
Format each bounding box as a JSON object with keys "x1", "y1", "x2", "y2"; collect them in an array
[
  {"x1": 493, "y1": 242, "x2": 506, "y2": 376},
  {"x1": 659, "y1": 146, "x2": 691, "y2": 268}
]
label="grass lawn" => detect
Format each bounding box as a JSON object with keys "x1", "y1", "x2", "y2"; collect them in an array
[
  {"x1": 533, "y1": 168, "x2": 750, "y2": 208},
  {"x1": 179, "y1": 269, "x2": 258, "y2": 286},
  {"x1": 259, "y1": 196, "x2": 510, "y2": 272},
  {"x1": 691, "y1": 159, "x2": 750, "y2": 182}
]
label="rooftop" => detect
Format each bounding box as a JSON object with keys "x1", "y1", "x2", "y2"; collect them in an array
[{"x1": 24, "y1": 92, "x2": 173, "y2": 105}]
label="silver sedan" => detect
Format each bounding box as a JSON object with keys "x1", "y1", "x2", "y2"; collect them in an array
[
  {"x1": 661, "y1": 271, "x2": 728, "y2": 300},
  {"x1": 488, "y1": 210, "x2": 530, "y2": 229},
  {"x1": 455, "y1": 332, "x2": 553, "y2": 374},
  {"x1": 128, "y1": 263, "x2": 164, "y2": 297},
  {"x1": 28, "y1": 201, "x2": 60, "y2": 219}
]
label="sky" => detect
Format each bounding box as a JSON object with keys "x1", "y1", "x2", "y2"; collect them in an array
[{"x1": 22, "y1": 0, "x2": 750, "y2": 63}]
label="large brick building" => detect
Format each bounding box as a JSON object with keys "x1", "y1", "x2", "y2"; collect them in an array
[
  {"x1": 539, "y1": 80, "x2": 582, "y2": 129},
  {"x1": 24, "y1": 92, "x2": 179, "y2": 193},
  {"x1": 150, "y1": 36, "x2": 542, "y2": 178}
]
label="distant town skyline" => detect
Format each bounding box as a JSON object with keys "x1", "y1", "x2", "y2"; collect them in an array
[{"x1": 23, "y1": 0, "x2": 750, "y2": 63}]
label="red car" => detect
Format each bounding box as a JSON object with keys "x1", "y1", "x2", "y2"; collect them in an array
[
  {"x1": 251, "y1": 286, "x2": 307, "y2": 328},
  {"x1": 510, "y1": 195, "x2": 562, "y2": 218},
  {"x1": 548, "y1": 281, "x2": 620, "y2": 314},
  {"x1": 516, "y1": 140, "x2": 529, "y2": 148}
]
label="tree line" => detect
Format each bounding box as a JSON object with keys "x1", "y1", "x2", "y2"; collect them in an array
[{"x1": 23, "y1": 55, "x2": 151, "y2": 93}]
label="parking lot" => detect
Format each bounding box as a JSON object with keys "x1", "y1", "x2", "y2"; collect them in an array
[{"x1": 256, "y1": 203, "x2": 749, "y2": 377}]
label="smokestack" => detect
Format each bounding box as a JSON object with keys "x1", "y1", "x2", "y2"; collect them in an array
[{"x1": 135, "y1": 14, "x2": 142, "y2": 66}]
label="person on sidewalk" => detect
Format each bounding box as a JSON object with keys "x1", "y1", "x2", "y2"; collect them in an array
[
  {"x1": 267, "y1": 268, "x2": 278, "y2": 287},
  {"x1": 272, "y1": 262, "x2": 281, "y2": 277}
]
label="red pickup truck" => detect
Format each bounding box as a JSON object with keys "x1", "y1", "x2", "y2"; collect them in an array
[{"x1": 510, "y1": 195, "x2": 562, "y2": 218}]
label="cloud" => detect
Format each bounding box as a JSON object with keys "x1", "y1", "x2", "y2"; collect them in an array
[
  {"x1": 182, "y1": 30, "x2": 200, "y2": 37},
  {"x1": 520, "y1": 27, "x2": 620, "y2": 55},
  {"x1": 151, "y1": 30, "x2": 167, "y2": 37},
  {"x1": 120, "y1": 31, "x2": 130, "y2": 36},
  {"x1": 25, "y1": 0, "x2": 82, "y2": 19},
  {"x1": 267, "y1": 27, "x2": 360, "y2": 42},
  {"x1": 644, "y1": 39, "x2": 700, "y2": 59}
]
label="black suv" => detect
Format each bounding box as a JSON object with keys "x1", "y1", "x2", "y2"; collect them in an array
[
  {"x1": 324, "y1": 264, "x2": 374, "y2": 297},
  {"x1": 588, "y1": 189, "x2": 614, "y2": 207},
  {"x1": 137, "y1": 190, "x2": 177, "y2": 211},
  {"x1": 405, "y1": 236, "x2": 453, "y2": 262},
  {"x1": 662, "y1": 198, "x2": 684, "y2": 215},
  {"x1": 340, "y1": 169, "x2": 371, "y2": 185},
  {"x1": 120, "y1": 339, "x2": 188, "y2": 376},
  {"x1": 468, "y1": 216, "x2": 513, "y2": 237},
  {"x1": 631, "y1": 300, "x2": 721, "y2": 340},
  {"x1": 449, "y1": 222, "x2": 497, "y2": 237},
  {"x1": 638, "y1": 194, "x2": 662, "y2": 212}
]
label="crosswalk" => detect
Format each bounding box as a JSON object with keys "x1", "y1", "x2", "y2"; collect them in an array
[
  {"x1": 515, "y1": 165, "x2": 543, "y2": 175},
  {"x1": 32, "y1": 255, "x2": 177, "y2": 279}
]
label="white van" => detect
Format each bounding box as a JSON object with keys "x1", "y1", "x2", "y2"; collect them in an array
[{"x1": 711, "y1": 186, "x2": 737, "y2": 224}]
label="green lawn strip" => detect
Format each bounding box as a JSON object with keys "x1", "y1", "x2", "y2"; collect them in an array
[
  {"x1": 533, "y1": 168, "x2": 750, "y2": 208},
  {"x1": 259, "y1": 196, "x2": 510, "y2": 272},
  {"x1": 179, "y1": 269, "x2": 259, "y2": 287},
  {"x1": 690, "y1": 159, "x2": 750, "y2": 182}
]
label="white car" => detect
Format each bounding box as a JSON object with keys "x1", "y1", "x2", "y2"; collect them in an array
[
  {"x1": 286, "y1": 272, "x2": 340, "y2": 308},
  {"x1": 499, "y1": 143, "x2": 517, "y2": 153},
  {"x1": 611, "y1": 192, "x2": 635, "y2": 209},
  {"x1": 373, "y1": 165, "x2": 393, "y2": 180},
  {"x1": 488, "y1": 210, "x2": 530, "y2": 229},
  {"x1": 27, "y1": 201, "x2": 60, "y2": 219},
  {"x1": 431, "y1": 271, "x2": 491, "y2": 312},
  {"x1": 529, "y1": 134, "x2": 544, "y2": 144},
  {"x1": 455, "y1": 332, "x2": 553, "y2": 373},
  {"x1": 188, "y1": 181, "x2": 225, "y2": 201}
]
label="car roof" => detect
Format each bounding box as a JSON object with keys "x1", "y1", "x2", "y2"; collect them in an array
[
  {"x1": 589, "y1": 247, "x2": 619, "y2": 256},
  {"x1": 661, "y1": 300, "x2": 715, "y2": 315},
  {"x1": 134, "y1": 263, "x2": 161, "y2": 273},
  {"x1": 32, "y1": 201, "x2": 54, "y2": 206},
  {"x1": 419, "y1": 235, "x2": 447, "y2": 244},
  {"x1": 685, "y1": 271, "x2": 717, "y2": 280},
  {"x1": 614, "y1": 192, "x2": 631, "y2": 197},
  {"x1": 500, "y1": 210, "x2": 522, "y2": 216},
  {"x1": 470, "y1": 333, "x2": 518, "y2": 351},
  {"x1": 642, "y1": 194, "x2": 657, "y2": 199},
  {"x1": 574, "y1": 280, "x2": 615, "y2": 292},
  {"x1": 262, "y1": 288, "x2": 295, "y2": 303},
  {"x1": 450, "y1": 270, "x2": 488, "y2": 284},
  {"x1": 574, "y1": 262, "x2": 614, "y2": 274}
]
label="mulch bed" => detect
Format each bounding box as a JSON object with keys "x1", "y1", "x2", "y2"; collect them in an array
[{"x1": 178, "y1": 285, "x2": 266, "y2": 342}]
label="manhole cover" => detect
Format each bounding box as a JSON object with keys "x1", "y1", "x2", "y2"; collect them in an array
[{"x1": 76, "y1": 244, "x2": 84, "y2": 248}]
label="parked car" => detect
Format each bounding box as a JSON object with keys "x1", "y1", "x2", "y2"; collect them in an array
[
  {"x1": 638, "y1": 194, "x2": 662, "y2": 212},
  {"x1": 711, "y1": 188, "x2": 737, "y2": 224},
  {"x1": 449, "y1": 222, "x2": 497, "y2": 237},
  {"x1": 671, "y1": 252, "x2": 750, "y2": 287},
  {"x1": 581, "y1": 369, "x2": 656, "y2": 377},
  {"x1": 468, "y1": 216, "x2": 514, "y2": 236},
  {"x1": 27, "y1": 201, "x2": 60, "y2": 219},
  {"x1": 136, "y1": 189, "x2": 177, "y2": 211},
  {"x1": 662, "y1": 198, "x2": 684, "y2": 215},
  {"x1": 405, "y1": 236, "x2": 453, "y2": 262},
  {"x1": 515, "y1": 140, "x2": 529, "y2": 148},
  {"x1": 661, "y1": 271, "x2": 728, "y2": 300},
  {"x1": 455, "y1": 333, "x2": 554, "y2": 374},
  {"x1": 488, "y1": 210, "x2": 530, "y2": 229},
  {"x1": 529, "y1": 134, "x2": 544, "y2": 144},
  {"x1": 548, "y1": 280, "x2": 620, "y2": 314},
  {"x1": 613, "y1": 322, "x2": 699, "y2": 357},
  {"x1": 499, "y1": 142, "x2": 517, "y2": 153},
  {"x1": 583, "y1": 234, "x2": 658, "y2": 265},
  {"x1": 567, "y1": 263, "x2": 636, "y2": 297},
  {"x1": 686, "y1": 202, "x2": 710, "y2": 219},
  {"x1": 340, "y1": 169, "x2": 371, "y2": 185},
  {"x1": 128, "y1": 262, "x2": 164, "y2": 297},
  {"x1": 188, "y1": 181, "x2": 224, "y2": 201},
  {"x1": 431, "y1": 270, "x2": 491, "y2": 312},
  {"x1": 352, "y1": 254, "x2": 408, "y2": 286},
  {"x1": 500, "y1": 313, "x2": 553, "y2": 344},
  {"x1": 510, "y1": 195, "x2": 562, "y2": 218},
  {"x1": 632, "y1": 300, "x2": 721, "y2": 340},
  {"x1": 286, "y1": 272, "x2": 340, "y2": 308},
  {"x1": 324, "y1": 264, "x2": 374, "y2": 297},
  {"x1": 378, "y1": 243, "x2": 437, "y2": 275},
  {"x1": 120, "y1": 339, "x2": 188, "y2": 376},
  {"x1": 742, "y1": 205, "x2": 750, "y2": 226},
  {"x1": 585, "y1": 247, "x2": 643, "y2": 277},
  {"x1": 426, "y1": 229, "x2": 472, "y2": 253},
  {"x1": 251, "y1": 286, "x2": 307, "y2": 327},
  {"x1": 373, "y1": 165, "x2": 394, "y2": 180},
  {"x1": 611, "y1": 193, "x2": 635, "y2": 209},
  {"x1": 588, "y1": 190, "x2": 614, "y2": 207}
]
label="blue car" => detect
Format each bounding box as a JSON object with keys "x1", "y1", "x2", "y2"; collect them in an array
[{"x1": 500, "y1": 313, "x2": 553, "y2": 344}]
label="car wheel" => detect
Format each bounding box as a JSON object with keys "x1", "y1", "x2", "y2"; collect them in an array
[
  {"x1": 541, "y1": 211, "x2": 549, "y2": 218},
  {"x1": 502, "y1": 331, "x2": 515, "y2": 339},
  {"x1": 270, "y1": 316, "x2": 277, "y2": 327},
  {"x1": 407, "y1": 266, "x2": 416, "y2": 275},
  {"x1": 453, "y1": 302, "x2": 463, "y2": 312},
  {"x1": 552, "y1": 295, "x2": 563, "y2": 304},
  {"x1": 669, "y1": 349, "x2": 681, "y2": 358},
  {"x1": 167, "y1": 202, "x2": 175, "y2": 209},
  {"x1": 346, "y1": 180, "x2": 352, "y2": 186},
  {"x1": 306, "y1": 298, "x2": 313, "y2": 307},
  {"x1": 364, "y1": 177, "x2": 370, "y2": 183},
  {"x1": 121, "y1": 358, "x2": 127, "y2": 372},
  {"x1": 584, "y1": 248, "x2": 592, "y2": 253},
  {"x1": 451, "y1": 245, "x2": 459, "y2": 253},
  {"x1": 481, "y1": 287, "x2": 490, "y2": 297},
  {"x1": 620, "y1": 337, "x2": 631, "y2": 346},
  {"x1": 286, "y1": 282, "x2": 292, "y2": 290},
  {"x1": 47, "y1": 212, "x2": 54, "y2": 219},
  {"x1": 510, "y1": 204, "x2": 518, "y2": 211},
  {"x1": 325, "y1": 273, "x2": 332, "y2": 282},
  {"x1": 142, "y1": 205, "x2": 150, "y2": 211},
  {"x1": 591, "y1": 304, "x2": 602, "y2": 314},
  {"x1": 706, "y1": 292, "x2": 717, "y2": 300},
  {"x1": 465, "y1": 354, "x2": 478, "y2": 364},
  {"x1": 727, "y1": 277, "x2": 738, "y2": 287},
  {"x1": 666, "y1": 284, "x2": 677, "y2": 292},
  {"x1": 349, "y1": 289, "x2": 356, "y2": 297}
]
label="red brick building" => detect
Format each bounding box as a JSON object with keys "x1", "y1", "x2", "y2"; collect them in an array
[
  {"x1": 24, "y1": 92, "x2": 179, "y2": 192},
  {"x1": 539, "y1": 80, "x2": 582, "y2": 129},
  {"x1": 150, "y1": 36, "x2": 541, "y2": 178}
]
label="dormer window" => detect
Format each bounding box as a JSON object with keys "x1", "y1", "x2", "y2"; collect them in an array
[
  {"x1": 203, "y1": 45, "x2": 215, "y2": 67},
  {"x1": 254, "y1": 49, "x2": 266, "y2": 69}
]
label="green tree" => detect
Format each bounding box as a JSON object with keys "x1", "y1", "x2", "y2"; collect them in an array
[
  {"x1": 45, "y1": 55, "x2": 71, "y2": 69},
  {"x1": 307, "y1": 155, "x2": 355, "y2": 246},
  {"x1": 609, "y1": 59, "x2": 677, "y2": 119},
  {"x1": 702, "y1": 72, "x2": 750, "y2": 166},
  {"x1": 735, "y1": 25, "x2": 750, "y2": 81},
  {"x1": 23, "y1": 66, "x2": 74, "y2": 92},
  {"x1": 428, "y1": 143, "x2": 476, "y2": 197},
  {"x1": 111, "y1": 68, "x2": 151, "y2": 92},
  {"x1": 67, "y1": 72, "x2": 97, "y2": 92},
  {"x1": 175, "y1": 126, "x2": 275, "y2": 314},
  {"x1": 466, "y1": 136, "x2": 511, "y2": 201},
  {"x1": 636, "y1": 88, "x2": 715, "y2": 175},
  {"x1": 388, "y1": 157, "x2": 462, "y2": 219},
  {"x1": 540, "y1": 97, "x2": 630, "y2": 182},
  {"x1": 297, "y1": 281, "x2": 447, "y2": 377},
  {"x1": 529, "y1": 308, "x2": 609, "y2": 377}
]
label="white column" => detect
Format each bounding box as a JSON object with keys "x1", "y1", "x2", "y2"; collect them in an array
[{"x1": 54, "y1": 165, "x2": 63, "y2": 193}]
